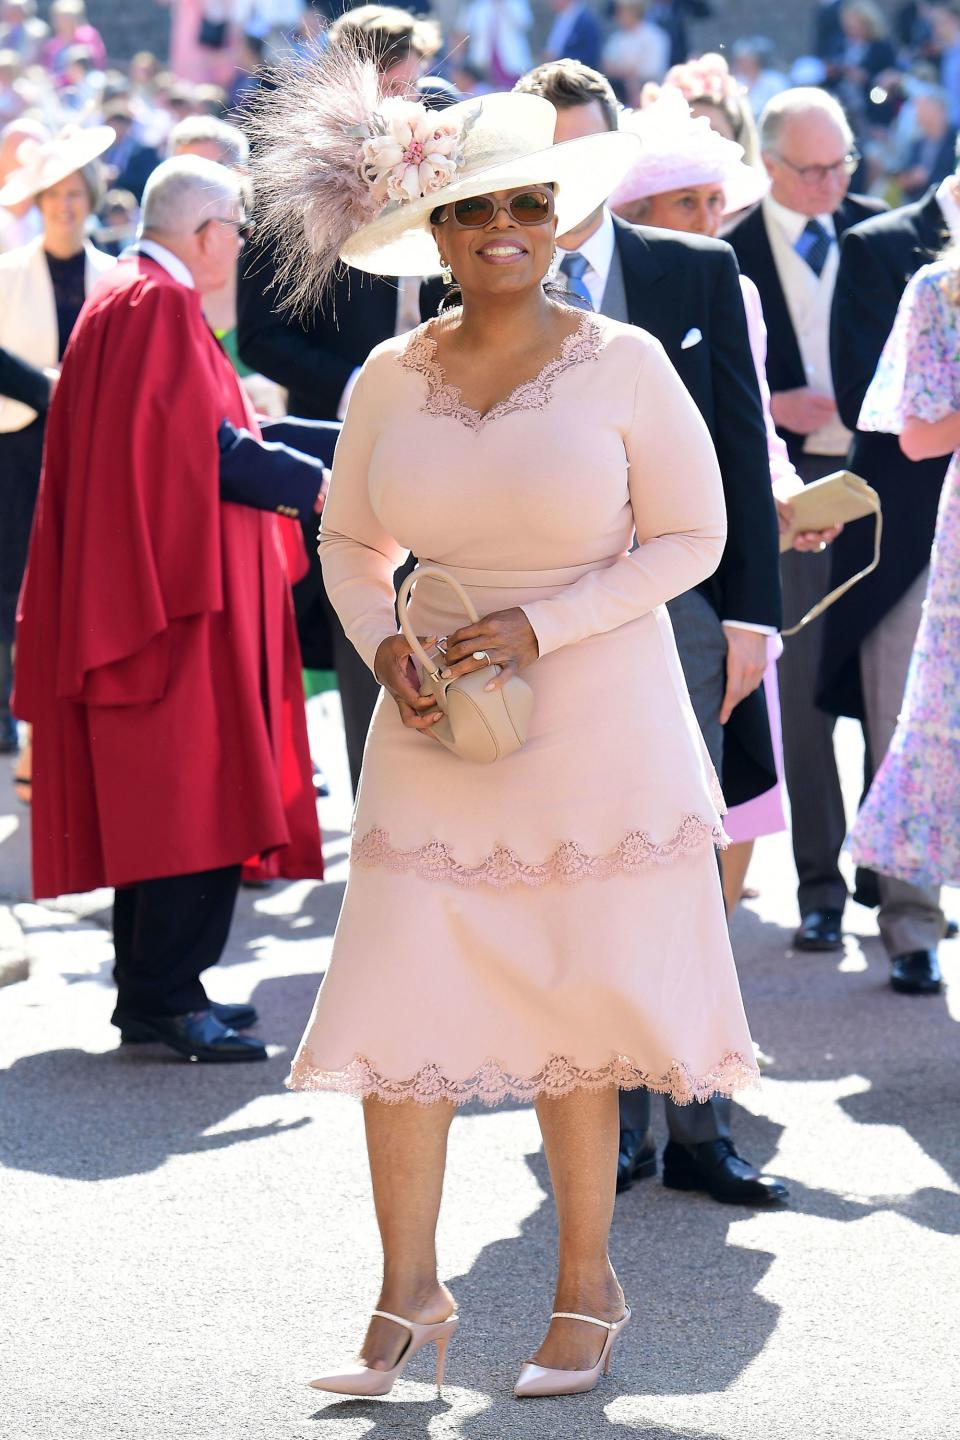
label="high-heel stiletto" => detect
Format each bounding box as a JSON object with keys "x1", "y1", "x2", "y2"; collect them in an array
[
  {"x1": 513, "y1": 1306, "x2": 631, "y2": 1399},
  {"x1": 308, "y1": 1309, "x2": 460, "y2": 1397}
]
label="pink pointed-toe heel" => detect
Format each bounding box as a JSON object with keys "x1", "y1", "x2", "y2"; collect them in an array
[
  {"x1": 513, "y1": 1306, "x2": 632, "y2": 1399},
  {"x1": 308, "y1": 1308, "x2": 460, "y2": 1398}
]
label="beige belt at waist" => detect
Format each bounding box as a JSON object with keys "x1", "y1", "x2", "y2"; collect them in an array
[{"x1": 417, "y1": 556, "x2": 622, "y2": 589}]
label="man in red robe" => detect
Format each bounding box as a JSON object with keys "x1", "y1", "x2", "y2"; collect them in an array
[{"x1": 14, "y1": 155, "x2": 325, "y2": 1062}]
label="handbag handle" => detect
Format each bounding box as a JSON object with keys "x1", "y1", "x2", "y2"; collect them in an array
[
  {"x1": 781, "y1": 506, "x2": 883, "y2": 638},
  {"x1": 397, "y1": 566, "x2": 481, "y2": 674}
]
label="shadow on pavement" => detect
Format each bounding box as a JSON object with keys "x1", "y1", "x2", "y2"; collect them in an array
[
  {"x1": 0, "y1": 879, "x2": 345, "y2": 1182},
  {"x1": 304, "y1": 1144, "x2": 775, "y2": 1436}
]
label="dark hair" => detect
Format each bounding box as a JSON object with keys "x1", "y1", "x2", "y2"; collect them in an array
[
  {"x1": 514, "y1": 60, "x2": 619, "y2": 132},
  {"x1": 328, "y1": 5, "x2": 440, "y2": 73}
]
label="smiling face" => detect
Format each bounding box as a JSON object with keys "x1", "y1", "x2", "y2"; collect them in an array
[
  {"x1": 431, "y1": 185, "x2": 558, "y2": 299},
  {"x1": 37, "y1": 170, "x2": 91, "y2": 251}
]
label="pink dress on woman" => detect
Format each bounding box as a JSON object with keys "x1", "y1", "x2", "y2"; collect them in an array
[{"x1": 289, "y1": 312, "x2": 760, "y2": 1107}]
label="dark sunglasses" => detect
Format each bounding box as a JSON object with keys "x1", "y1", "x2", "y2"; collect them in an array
[
  {"x1": 194, "y1": 215, "x2": 255, "y2": 242},
  {"x1": 433, "y1": 187, "x2": 555, "y2": 229}
]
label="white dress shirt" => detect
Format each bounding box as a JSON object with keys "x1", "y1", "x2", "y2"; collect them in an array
[
  {"x1": 555, "y1": 206, "x2": 616, "y2": 311},
  {"x1": 761, "y1": 193, "x2": 851, "y2": 458},
  {"x1": 134, "y1": 238, "x2": 195, "y2": 289},
  {"x1": 558, "y1": 209, "x2": 773, "y2": 636}
]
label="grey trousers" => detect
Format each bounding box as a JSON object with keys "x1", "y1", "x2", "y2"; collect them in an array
[
  {"x1": 619, "y1": 589, "x2": 731, "y2": 1145},
  {"x1": 860, "y1": 567, "x2": 944, "y2": 956},
  {"x1": 779, "y1": 453, "x2": 851, "y2": 914}
]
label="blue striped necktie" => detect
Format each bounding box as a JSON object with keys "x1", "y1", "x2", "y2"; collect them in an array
[
  {"x1": 796, "y1": 218, "x2": 832, "y2": 277},
  {"x1": 559, "y1": 251, "x2": 593, "y2": 308}
]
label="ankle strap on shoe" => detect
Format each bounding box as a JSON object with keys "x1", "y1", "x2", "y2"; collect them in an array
[
  {"x1": 550, "y1": 1311, "x2": 618, "y2": 1329},
  {"x1": 370, "y1": 1309, "x2": 415, "y2": 1332}
]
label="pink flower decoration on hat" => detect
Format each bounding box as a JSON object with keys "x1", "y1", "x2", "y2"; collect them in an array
[
  {"x1": 361, "y1": 99, "x2": 464, "y2": 207},
  {"x1": 665, "y1": 53, "x2": 739, "y2": 106}
]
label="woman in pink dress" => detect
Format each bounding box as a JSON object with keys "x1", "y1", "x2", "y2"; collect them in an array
[
  {"x1": 609, "y1": 89, "x2": 842, "y2": 911},
  {"x1": 249, "y1": 56, "x2": 759, "y2": 1402}
]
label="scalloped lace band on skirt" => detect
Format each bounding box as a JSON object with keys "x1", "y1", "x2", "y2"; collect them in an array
[
  {"x1": 352, "y1": 815, "x2": 728, "y2": 890},
  {"x1": 287, "y1": 1050, "x2": 761, "y2": 1107}
]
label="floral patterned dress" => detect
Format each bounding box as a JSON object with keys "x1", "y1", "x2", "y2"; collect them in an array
[{"x1": 847, "y1": 261, "x2": 960, "y2": 887}]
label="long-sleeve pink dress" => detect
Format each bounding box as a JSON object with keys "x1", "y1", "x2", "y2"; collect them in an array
[{"x1": 288, "y1": 310, "x2": 760, "y2": 1107}]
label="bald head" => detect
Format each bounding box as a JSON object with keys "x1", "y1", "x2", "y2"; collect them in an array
[
  {"x1": 141, "y1": 153, "x2": 242, "y2": 233},
  {"x1": 140, "y1": 154, "x2": 247, "y2": 295},
  {"x1": 758, "y1": 87, "x2": 856, "y2": 217}
]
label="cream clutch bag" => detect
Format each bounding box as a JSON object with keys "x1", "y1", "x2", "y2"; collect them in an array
[
  {"x1": 779, "y1": 469, "x2": 879, "y2": 553},
  {"x1": 779, "y1": 470, "x2": 883, "y2": 637},
  {"x1": 397, "y1": 566, "x2": 533, "y2": 764}
]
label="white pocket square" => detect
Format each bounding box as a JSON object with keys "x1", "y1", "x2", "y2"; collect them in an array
[{"x1": 681, "y1": 327, "x2": 703, "y2": 350}]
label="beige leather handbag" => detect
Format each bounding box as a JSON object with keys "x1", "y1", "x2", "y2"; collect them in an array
[{"x1": 397, "y1": 566, "x2": 533, "y2": 764}]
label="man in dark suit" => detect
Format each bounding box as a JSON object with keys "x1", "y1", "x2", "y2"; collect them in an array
[
  {"x1": 515, "y1": 60, "x2": 787, "y2": 1208},
  {"x1": 817, "y1": 173, "x2": 956, "y2": 994},
  {"x1": 726, "y1": 86, "x2": 885, "y2": 955},
  {"x1": 543, "y1": 0, "x2": 603, "y2": 70},
  {"x1": 237, "y1": 243, "x2": 404, "y2": 792},
  {"x1": 236, "y1": 7, "x2": 440, "y2": 792}
]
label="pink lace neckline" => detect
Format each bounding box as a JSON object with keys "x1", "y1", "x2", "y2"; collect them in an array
[{"x1": 399, "y1": 310, "x2": 603, "y2": 432}]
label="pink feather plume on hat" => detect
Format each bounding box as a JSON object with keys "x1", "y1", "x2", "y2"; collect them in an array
[{"x1": 243, "y1": 42, "x2": 470, "y2": 315}]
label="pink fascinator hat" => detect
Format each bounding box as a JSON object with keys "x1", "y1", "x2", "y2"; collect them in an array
[
  {"x1": 608, "y1": 88, "x2": 768, "y2": 217},
  {"x1": 245, "y1": 41, "x2": 639, "y2": 311}
]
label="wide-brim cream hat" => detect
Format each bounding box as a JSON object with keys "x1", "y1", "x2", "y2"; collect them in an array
[
  {"x1": 0, "y1": 125, "x2": 116, "y2": 207},
  {"x1": 339, "y1": 92, "x2": 641, "y2": 277},
  {"x1": 246, "y1": 44, "x2": 641, "y2": 314},
  {"x1": 609, "y1": 90, "x2": 768, "y2": 218}
]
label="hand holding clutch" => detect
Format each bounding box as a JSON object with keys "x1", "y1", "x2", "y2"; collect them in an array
[{"x1": 374, "y1": 633, "x2": 445, "y2": 734}]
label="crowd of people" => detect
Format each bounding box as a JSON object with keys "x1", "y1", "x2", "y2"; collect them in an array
[{"x1": 0, "y1": 0, "x2": 957, "y2": 1405}]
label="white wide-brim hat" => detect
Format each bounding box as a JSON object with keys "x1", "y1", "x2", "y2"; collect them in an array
[
  {"x1": 340, "y1": 92, "x2": 641, "y2": 277},
  {"x1": 0, "y1": 125, "x2": 115, "y2": 207},
  {"x1": 608, "y1": 90, "x2": 768, "y2": 218}
]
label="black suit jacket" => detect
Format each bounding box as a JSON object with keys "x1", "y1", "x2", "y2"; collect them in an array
[
  {"x1": 726, "y1": 194, "x2": 886, "y2": 464},
  {"x1": 817, "y1": 186, "x2": 950, "y2": 720},
  {"x1": 0, "y1": 346, "x2": 50, "y2": 413},
  {"x1": 613, "y1": 219, "x2": 781, "y2": 630},
  {"x1": 612, "y1": 219, "x2": 782, "y2": 806},
  {"x1": 236, "y1": 237, "x2": 401, "y2": 667},
  {"x1": 236, "y1": 238, "x2": 400, "y2": 421}
]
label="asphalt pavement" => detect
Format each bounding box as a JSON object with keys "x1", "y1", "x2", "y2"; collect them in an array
[{"x1": 1, "y1": 696, "x2": 957, "y2": 1440}]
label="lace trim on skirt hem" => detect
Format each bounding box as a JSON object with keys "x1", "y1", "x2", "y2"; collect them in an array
[
  {"x1": 352, "y1": 814, "x2": 728, "y2": 890},
  {"x1": 286, "y1": 1050, "x2": 761, "y2": 1107}
]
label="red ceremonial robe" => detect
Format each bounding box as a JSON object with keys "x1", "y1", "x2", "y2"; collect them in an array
[{"x1": 14, "y1": 257, "x2": 323, "y2": 898}]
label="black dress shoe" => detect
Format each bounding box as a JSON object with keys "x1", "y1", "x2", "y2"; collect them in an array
[
  {"x1": 120, "y1": 1001, "x2": 258, "y2": 1043},
  {"x1": 662, "y1": 1138, "x2": 789, "y2": 1206},
  {"x1": 616, "y1": 1127, "x2": 656, "y2": 1193},
  {"x1": 793, "y1": 908, "x2": 844, "y2": 951},
  {"x1": 117, "y1": 1009, "x2": 268, "y2": 1062},
  {"x1": 890, "y1": 950, "x2": 942, "y2": 994}
]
